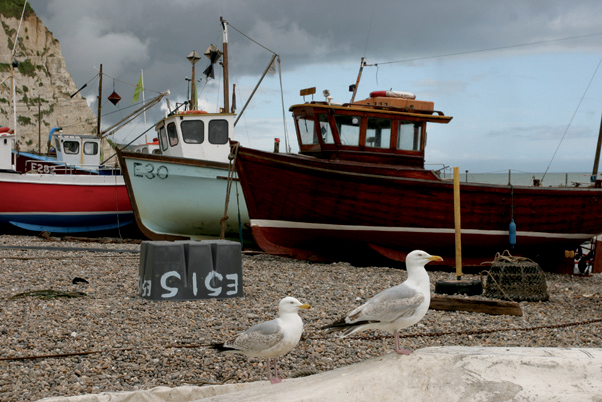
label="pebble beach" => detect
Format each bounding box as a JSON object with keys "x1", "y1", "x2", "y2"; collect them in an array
[{"x1": 1, "y1": 234, "x2": 601, "y2": 402}]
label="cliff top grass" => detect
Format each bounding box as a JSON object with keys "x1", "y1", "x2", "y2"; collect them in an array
[{"x1": 0, "y1": 0, "x2": 35, "y2": 20}]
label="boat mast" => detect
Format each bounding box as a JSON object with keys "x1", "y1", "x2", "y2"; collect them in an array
[
  {"x1": 592, "y1": 113, "x2": 602, "y2": 182},
  {"x1": 97, "y1": 64, "x2": 102, "y2": 137},
  {"x1": 350, "y1": 57, "x2": 366, "y2": 103},
  {"x1": 10, "y1": 0, "x2": 28, "y2": 153},
  {"x1": 187, "y1": 51, "x2": 201, "y2": 111},
  {"x1": 221, "y1": 17, "x2": 230, "y2": 114}
]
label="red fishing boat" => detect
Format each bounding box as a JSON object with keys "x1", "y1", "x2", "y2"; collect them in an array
[{"x1": 233, "y1": 86, "x2": 602, "y2": 273}]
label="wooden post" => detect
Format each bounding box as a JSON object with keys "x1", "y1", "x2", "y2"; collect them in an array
[
  {"x1": 454, "y1": 166, "x2": 462, "y2": 280},
  {"x1": 37, "y1": 96, "x2": 41, "y2": 153},
  {"x1": 435, "y1": 169, "x2": 482, "y2": 296}
]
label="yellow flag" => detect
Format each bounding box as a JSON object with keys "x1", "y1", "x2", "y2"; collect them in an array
[{"x1": 132, "y1": 73, "x2": 143, "y2": 103}]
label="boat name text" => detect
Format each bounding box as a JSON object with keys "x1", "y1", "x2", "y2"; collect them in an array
[{"x1": 133, "y1": 162, "x2": 169, "y2": 180}]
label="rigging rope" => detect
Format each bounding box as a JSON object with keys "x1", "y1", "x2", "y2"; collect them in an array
[
  {"x1": 541, "y1": 54, "x2": 602, "y2": 182},
  {"x1": 227, "y1": 22, "x2": 278, "y2": 56},
  {"x1": 371, "y1": 32, "x2": 602, "y2": 66},
  {"x1": 100, "y1": 91, "x2": 169, "y2": 139},
  {"x1": 220, "y1": 142, "x2": 240, "y2": 239},
  {"x1": 277, "y1": 56, "x2": 290, "y2": 152}
]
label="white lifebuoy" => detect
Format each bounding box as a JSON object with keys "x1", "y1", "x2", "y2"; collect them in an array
[{"x1": 370, "y1": 90, "x2": 416, "y2": 100}]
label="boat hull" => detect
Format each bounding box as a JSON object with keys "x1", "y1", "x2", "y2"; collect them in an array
[
  {"x1": 234, "y1": 146, "x2": 602, "y2": 271},
  {"x1": 117, "y1": 151, "x2": 250, "y2": 241},
  {"x1": 0, "y1": 173, "x2": 134, "y2": 233}
]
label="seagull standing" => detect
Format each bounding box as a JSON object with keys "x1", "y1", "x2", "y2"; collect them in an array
[
  {"x1": 322, "y1": 250, "x2": 442, "y2": 354},
  {"x1": 211, "y1": 296, "x2": 311, "y2": 384}
]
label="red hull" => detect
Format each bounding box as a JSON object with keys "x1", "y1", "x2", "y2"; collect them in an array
[
  {"x1": 0, "y1": 174, "x2": 134, "y2": 233},
  {"x1": 235, "y1": 146, "x2": 602, "y2": 272}
]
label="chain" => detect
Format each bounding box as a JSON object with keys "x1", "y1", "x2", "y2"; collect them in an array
[
  {"x1": 1, "y1": 318, "x2": 600, "y2": 362},
  {"x1": 311, "y1": 317, "x2": 602, "y2": 342}
]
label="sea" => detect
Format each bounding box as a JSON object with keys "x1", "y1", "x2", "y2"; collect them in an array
[{"x1": 434, "y1": 169, "x2": 597, "y2": 187}]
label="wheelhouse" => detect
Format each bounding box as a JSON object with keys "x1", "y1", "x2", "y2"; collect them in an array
[
  {"x1": 53, "y1": 132, "x2": 102, "y2": 169},
  {"x1": 291, "y1": 94, "x2": 452, "y2": 167},
  {"x1": 155, "y1": 111, "x2": 235, "y2": 164}
]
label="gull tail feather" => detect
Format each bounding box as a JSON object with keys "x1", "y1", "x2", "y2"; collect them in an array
[
  {"x1": 321, "y1": 318, "x2": 376, "y2": 336},
  {"x1": 209, "y1": 343, "x2": 236, "y2": 353}
]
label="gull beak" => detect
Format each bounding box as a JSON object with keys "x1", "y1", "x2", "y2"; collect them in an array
[
  {"x1": 299, "y1": 304, "x2": 311, "y2": 310},
  {"x1": 428, "y1": 255, "x2": 443, "y2": 262}
]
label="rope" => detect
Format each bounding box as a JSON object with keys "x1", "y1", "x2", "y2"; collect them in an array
[
  {"x1": 480, "y1": 269, "x2": 514, "y2": 302},
  {"x1": 485, "y1": 250, "x2": 537, "y2": 265},
  {"x1": 1, "y1": 318, "x2": 599, "y2": 362},
  {"x1": 482, "y1": 250, "x2": 549, "y2": 302},
  {"x1": 220, "y1": 142, "x2": 239, "y2": 239},
  {"x1": 541, "y1": 54, "x2": 602, "y2": 182}
]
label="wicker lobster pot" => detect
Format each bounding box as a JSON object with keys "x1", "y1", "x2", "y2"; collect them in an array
[{"x1": 483, "y1": 251, "x2": 549, "y2": 302}]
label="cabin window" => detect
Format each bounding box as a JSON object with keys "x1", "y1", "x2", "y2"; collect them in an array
[
  {"x1": 398, "y1": 122, "x2": 423, "y2": 151},
  {"x1": 63, "y1": 141, "x2": 79, "y2": 154},
  {"x1": 297, "y1": 115, "x2": 318, "y2": 145},
  {"x1": 167, "y1": 122, "x2": 179, "y2": 147},
  {"x1": 158, "y1": 126, "x2": 168, "y2": 152},
  {"x1": 317, "y1": 114, "x2": 335, "y2": 144},
  {"x1": 208, "y1": 120, "x2": 229, "y2": 144},
  {"x1": 83, "y1": 141, "x2": 98, "y2": 155},
  {"x1": 181, "y1": 120, "x2": 204, "y2": 144},
  {"x1": 366, "y1": 117, "x2": 391, "y2": 148},
  {"x1": 334, "y1": 115, "x2": 361, "y2": 145}
]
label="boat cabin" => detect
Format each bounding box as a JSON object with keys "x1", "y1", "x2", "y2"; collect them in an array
[
  {"x1": 52, "y1": 129, "x2": 103, "y2": 169},
  {"x1": 291, "y1": 91, "x2": 452, "y2": 167},
  {"x1": 155, "y1": 111, "x2": 235, "y2": 164},
  {"x1": 131, "y1": 139, "x2": 161, "y2": 154}
]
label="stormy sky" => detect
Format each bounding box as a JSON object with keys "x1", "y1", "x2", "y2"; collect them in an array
[{"x1": 27, "y1": 0, "x2": 602, "y2": 174}]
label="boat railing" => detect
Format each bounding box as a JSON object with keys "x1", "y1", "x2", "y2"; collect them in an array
[
  {"x1": 437, "y1": 169, "x2": 602, "y2": 187},
  {"x1": 427, "y1": 164, "x2": 452, "y2": 179}
]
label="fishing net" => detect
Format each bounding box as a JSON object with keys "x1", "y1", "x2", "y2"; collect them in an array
[{"x1": 483, "y1": 250, "x2": 549, "y2": 302}]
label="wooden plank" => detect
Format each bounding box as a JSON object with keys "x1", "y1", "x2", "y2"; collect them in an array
[
  {"x1": 300, "y1": 87, "x2": 316, "y2": 96},
  {"x1": 430, "y1": 294, "x2": 523, "y2": 316}
]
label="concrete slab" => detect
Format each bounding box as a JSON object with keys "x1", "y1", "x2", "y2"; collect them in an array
[{"x1": 38, "y1": 347, "x2": 602, "y2": 402}]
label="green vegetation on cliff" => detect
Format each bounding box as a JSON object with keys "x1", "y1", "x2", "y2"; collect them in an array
[{"x1": 0, "y1": 0, "x2": 35, "y2": 19}]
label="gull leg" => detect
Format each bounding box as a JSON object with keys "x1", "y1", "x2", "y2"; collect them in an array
[
  {"x1": 394, "y1": 330, "x2": 413, "y2": 355},
  {"x1": 270, "y1": 357, "x2": 282, "y2": 384}
]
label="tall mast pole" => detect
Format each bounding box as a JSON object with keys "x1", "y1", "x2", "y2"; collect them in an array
[
  {"x1": 97, "y1": 64, "x2": 103, "y2": 137},
  {"x1": 10, "y1": 0, "x2": 27, "y2": 144},
  {"x1": 221, "y1": 17, "x2": 230, "y2": 114}
]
